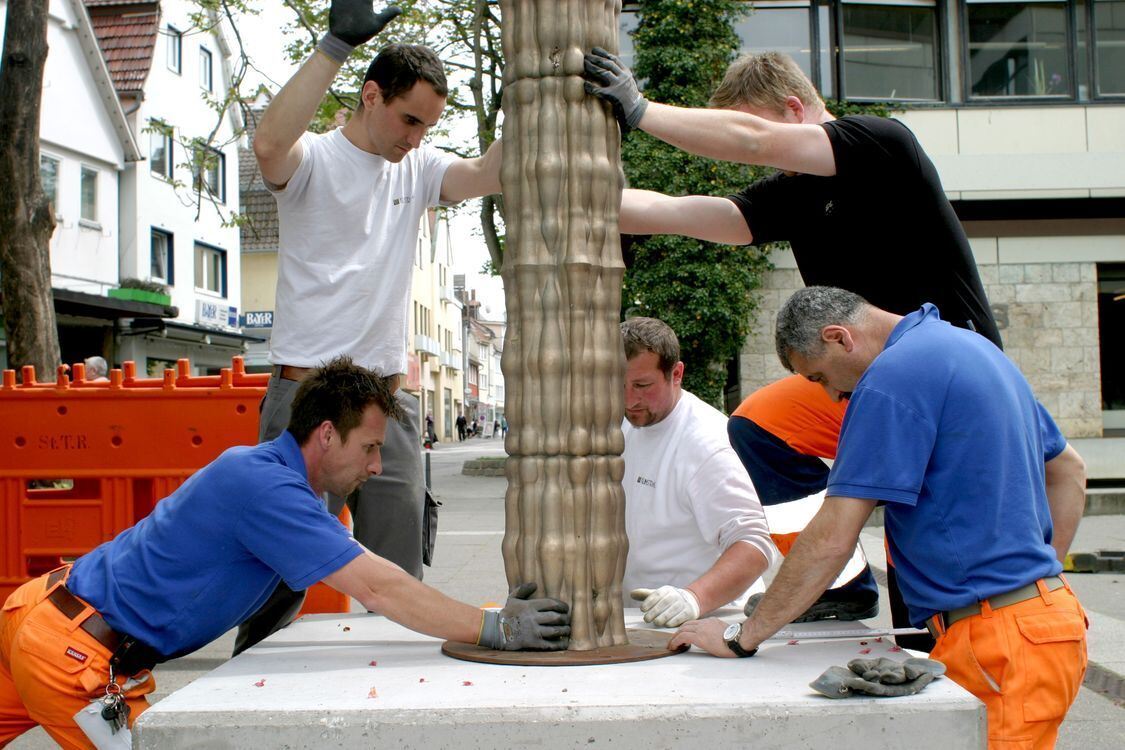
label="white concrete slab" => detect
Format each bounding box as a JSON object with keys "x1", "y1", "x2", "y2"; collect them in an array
[{"x1": 135, "y1": 613, "x2": 984, "y2": 749}]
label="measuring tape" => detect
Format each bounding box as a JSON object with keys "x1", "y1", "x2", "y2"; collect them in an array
[{"x1": 767, "y1": 626, "x2": 929, "y2": 642}]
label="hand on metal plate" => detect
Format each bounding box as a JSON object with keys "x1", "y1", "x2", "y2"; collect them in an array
[
  {"x1": 582, "y1": 47, "x2": 648, "y2": 133},
  {"x1": 631, "y1": 586, "x2": 700, "y2": 628},
  {"x1": 478, "y1": 583, "x2": 571, "y2": 651},
  {"x1": 667, "y1": 617, "x2": 738, "y2": 657}
]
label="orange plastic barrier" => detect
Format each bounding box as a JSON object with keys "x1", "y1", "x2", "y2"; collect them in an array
[{"x1": 1, "y1": 357, "x2": 348, "y2": 616}]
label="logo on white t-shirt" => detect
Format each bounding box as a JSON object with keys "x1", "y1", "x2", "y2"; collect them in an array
[
  {"x1": 392, "y1": 195, "x2": 414, "y2": 206},
  {"x1": 636, "y1": 475, "x2": 656, "y2": 488}
]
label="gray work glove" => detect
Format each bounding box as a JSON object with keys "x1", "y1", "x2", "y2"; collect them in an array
[
  {"x1": 477, "y1": 582, "x2": 571, "y2": 651},
  {"x1": 582, "y1": 47, "x2": 648, "y2": 134},
  {"x1": 810, "y1": 657, "x2": 946, "y2": 699},
  {"x1": 317, "y1": 2, "x2": 403, "y2": 64}
]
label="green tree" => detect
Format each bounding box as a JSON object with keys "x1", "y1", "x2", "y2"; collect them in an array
[{"x1": 622, "y1": 0, "x2": 771, "y2": 406}]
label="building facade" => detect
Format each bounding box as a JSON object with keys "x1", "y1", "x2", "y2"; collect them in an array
[
  {"x1": 622, "y1": 0, "x2": 1125, "y2": 439},
  {"x1": 0, "y1": 0, "x2": 251, "y2": 374}
]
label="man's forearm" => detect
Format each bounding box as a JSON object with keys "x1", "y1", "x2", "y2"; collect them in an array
[
  {"x1": 687, "y1": 541, "x2": 769, "y2": 615},
  {"x1": 739, "y1": 498, "x2": 874, "y2": 651},
  {"x1": 1044, "y1": 445, "x2": 1087, "y2": 562},
  {"x1": 255, "y1": 51, "x2": 342, "y2": 160}
]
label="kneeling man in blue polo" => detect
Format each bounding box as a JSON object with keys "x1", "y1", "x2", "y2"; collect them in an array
[
  {"x1": 0, "y1": 357, "x2": 569, "y2": 749},
  {"x1": 671, "y1": 286, "x2": 1088, "y2": 749}
]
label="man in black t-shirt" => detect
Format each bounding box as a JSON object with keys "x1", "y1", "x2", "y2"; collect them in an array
[{"x1": 586, "y1": 49, "x2": 1002, "y2": 646}]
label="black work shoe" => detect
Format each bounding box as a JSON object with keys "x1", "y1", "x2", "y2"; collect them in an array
[{"x1": 744, "y1": 590, "x2": 879, "y2": 623}]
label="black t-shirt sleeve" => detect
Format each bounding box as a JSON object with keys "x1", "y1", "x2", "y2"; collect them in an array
[
  {"x1": 823, "y1": 115, "x2": 919, "y2": 181},
  {"x1": 726, "y1": 172, "x2": 802, "y2": 246}
]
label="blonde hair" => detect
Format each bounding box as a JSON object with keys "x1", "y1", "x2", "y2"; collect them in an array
[{"x1": 709, "y1": 51, "x2": 822, "y2": 114}]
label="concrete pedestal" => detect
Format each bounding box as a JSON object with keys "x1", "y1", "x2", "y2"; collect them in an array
[{"x1": 134, "y1": 613, "x2": 985, "y2": 749}]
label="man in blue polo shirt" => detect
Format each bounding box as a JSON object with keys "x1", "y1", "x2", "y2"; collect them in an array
[
  {"x1": 0, "y1": 357, "x2": 569, "y2": 749},
  {"x1": 671, "y1": 287, "x2": 1088, "y2": 748}
]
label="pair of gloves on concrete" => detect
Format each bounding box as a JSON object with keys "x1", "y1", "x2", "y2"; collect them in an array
[{"x1": 811, "y1": 657, "x2": 947, "y2": 699}]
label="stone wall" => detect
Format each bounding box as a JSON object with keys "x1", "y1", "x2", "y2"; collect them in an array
[{"x1": 738, "y1": 261, "x2": 1103, "y2": 439}]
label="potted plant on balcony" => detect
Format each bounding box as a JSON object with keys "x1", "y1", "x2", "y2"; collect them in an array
[{"x1": 108, "y1": 278, "x2": 172, "y2": 306}]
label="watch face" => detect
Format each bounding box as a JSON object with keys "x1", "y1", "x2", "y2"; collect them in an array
[{"x1": 723, "y1": 623, "x2": 740, "y2": 641}]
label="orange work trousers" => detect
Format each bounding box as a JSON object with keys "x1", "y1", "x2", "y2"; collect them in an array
[
  {"x1": 0, "y1": 573, "x2": 154, "y2": 749},
  {"x1": 929, "y1": 579, "x2": 1087, "y2": 750}
]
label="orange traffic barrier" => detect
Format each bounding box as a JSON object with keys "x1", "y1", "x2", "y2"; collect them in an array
[{"x1": 1, "y1": 357, "x2": 347, "y2": 616}]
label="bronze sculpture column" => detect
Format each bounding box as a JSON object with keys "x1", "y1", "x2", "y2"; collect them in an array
[{"x1": 498, "y1": 0, "x2": 628, "y2": 651}]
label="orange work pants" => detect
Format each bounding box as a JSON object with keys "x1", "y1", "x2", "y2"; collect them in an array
[
  {"x1": 929, "y1": 579, "x2": 1087, "y2": 750},
  {"x1": 0, "y1": 573, "x2": 154, "y2": 749}
]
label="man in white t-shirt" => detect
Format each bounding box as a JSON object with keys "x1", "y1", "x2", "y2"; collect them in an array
[
  {"x1": 235, "y1": 2, "x2": 503, "y2": 654},
  {"x1": 621, "y1": 317, "x2": 777, "y2": 627}
]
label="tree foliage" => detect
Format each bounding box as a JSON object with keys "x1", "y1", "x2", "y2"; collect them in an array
[{"x1": 622, "y1": 0, "x2": 771, "y2": 406}]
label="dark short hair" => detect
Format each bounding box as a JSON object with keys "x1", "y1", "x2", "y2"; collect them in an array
[
  {"x1": 363, "y1": 44, "x2": 448, "y2": 103},
  {"x1": 775, "y1": 286, "x2": 868, "y2": 371},
  {"x1": 288, "y1": 356, "x2": 403, "y2": 443},
  {"x1": 621, "y1": 317, "x2": 681, "y2": 378}
]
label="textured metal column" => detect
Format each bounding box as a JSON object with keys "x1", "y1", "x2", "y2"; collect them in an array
[{"x1": 499, "y1": 0, "x2": 628, "y2": 651}]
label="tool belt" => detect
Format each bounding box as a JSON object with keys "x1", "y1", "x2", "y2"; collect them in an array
[
  {"x1": 927, "y1": 575, "x2": 1065, "y2": 640},
  {"x1": 45, "y1": 568, "x2": 166, "y2": 676}
]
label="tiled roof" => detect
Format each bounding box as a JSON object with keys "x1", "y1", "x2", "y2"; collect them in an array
[
  {"x1": 239, "y1": 109, "x2": 280, "y2": 252},
  {"x1": 83, "y1": 1, "x2": 159, "y2": 96}
]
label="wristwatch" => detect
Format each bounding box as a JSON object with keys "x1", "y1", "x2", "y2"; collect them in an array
[{"x1": 723, "y1": 622, "x2": 758, "y2": 658}]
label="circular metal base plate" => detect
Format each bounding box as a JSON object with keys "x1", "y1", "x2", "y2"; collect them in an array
[{"x1": 441, "y1": 628, "x2": 686, "y2": 666}]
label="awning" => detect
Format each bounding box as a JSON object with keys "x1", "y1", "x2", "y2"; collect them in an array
[
  {"x1": 125, "y1": 318, "x2": 265, "y2": 345},
  {"x1": 51, "y1": 288, "x2": 177, "y2": 319}
]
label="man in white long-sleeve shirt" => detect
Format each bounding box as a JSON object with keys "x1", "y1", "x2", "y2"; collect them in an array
[{"x1": 621, "y1": 317, "x2": 778, "y2": 627}]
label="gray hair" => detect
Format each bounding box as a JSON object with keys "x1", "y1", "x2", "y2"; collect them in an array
[
  {"x1": 775, "y1": 287, "x2": 868, "y2": 371},
  {"x1": 83, "y1": 356, "x2": 108, "y2": 379}
]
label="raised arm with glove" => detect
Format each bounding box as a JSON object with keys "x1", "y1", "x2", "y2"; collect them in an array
[{"x1": 318, "y1": 1, "x2": 403, "y2": 63}]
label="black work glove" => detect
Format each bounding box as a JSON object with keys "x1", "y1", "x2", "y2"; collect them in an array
[
  {"x1": 477, "y1": 582, "x2": 571, "y2": 651},
  {"x1": 582, "y1": 47, "x2": 648, "y2": 134},
  {"x1": 810, "y1": 657, "x2": 946, "y2": 699},
  {"x1": 318, "y1": 2, "x2": 403, "y2": 64}
]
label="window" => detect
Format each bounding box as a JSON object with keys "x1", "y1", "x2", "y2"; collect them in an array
[
  {"x1": 1098, "y1": 264, "x2": 1125, "y2": 430},
  {"x1": 734, "y1": 2, "x2": 816, "y2": 82},
  {"x1": 966, "y1": 1, "x2": 1071, "y2": 98},
  {"x1": 192, "y1": 143, "x2": 225, "y2": 202},
  {"x1": 151, "y1": 229, "x2": 174, "y2": 284},
  {"x1": 40, "y1": 154, "x2": 60, "y2": 214},
  {"x1": 200, "y1": 47, "x2": 213, "y2": 92},
  {"x1": 1094, "y1": 0, "x2": 1125, "y2": 95},
  {"x1": 80, "y1": 166, "x2": 98, "y2": 223},
  {"x1": 194, "y1": 242, "x2": 227, "y2": 296},
  {"x1": 149, "y1": 121, "x2": 173, "y2": 178},
  {"x1": 842, "y1": 1, "x2": 940, "y2": 100},
  {"x1": 167, "y1": 26, "x2": 182, "y2": 73}
]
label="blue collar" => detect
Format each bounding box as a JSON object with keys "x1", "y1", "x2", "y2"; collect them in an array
[
  {"x1": 273, "y1": 430, "x2": 309, "y2": 482},
  {"x1": 884, "y1": 303, "x2": 940, "y2": 351}
]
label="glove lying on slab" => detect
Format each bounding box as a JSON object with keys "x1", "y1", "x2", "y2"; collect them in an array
[
  {"x1": 477, "y1": 582, "x2": 571, "y2": 651},
  {"x1": 630, "y1": 586, "x2": 700, "y2": 628},
  {"x1": 810, "y1": 657, "x2": 946, "y2": 699}
]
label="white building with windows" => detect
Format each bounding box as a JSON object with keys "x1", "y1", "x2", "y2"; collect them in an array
[
  {"x1": 621, "y1": 0, "x2": 1125, "y2": 440},
  {"x1": 99, "y1": 0, "x2": 250, "y2": 374},
  {"x1": 0, "y1": 0, "x2": 252, "y2": 374}
]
